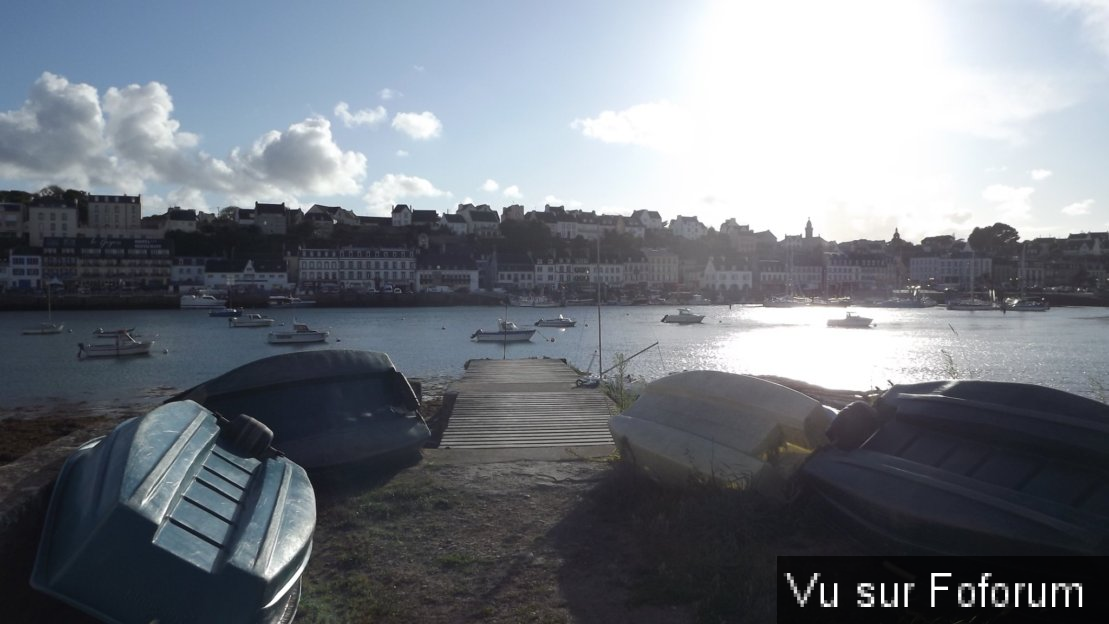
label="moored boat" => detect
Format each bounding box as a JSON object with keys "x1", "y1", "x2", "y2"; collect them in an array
[
  {"x1": 78, "y1": 329, "x2": 153, "y2": 358},
  {"x1": 31, "y1": 400, "x2": 315, "y2": 624},
  {"x1": 268, "y1": 295, "x2": 316, "y2": 308},
  {"x1": 471, "y1": 319, "x2": 536, "y2": 342},
  {"x1": 230, "y1": 313, "x2": 276, "y2": 328},
  {"x1": 826, "y1": 311, "x2": 874, "y2": 328},
  {"x1": 535, "y1": 314, "x2": 576, "y2": 328},
  {"x1": 1003, "y1": 296, "x2": 1050, "y2": 312},
  {"x1": 168, "y1": 349, "x2": 432, "y2": 469},
  {"x1": 268, "y1": 322, "x2": 328, "y2": 344},
  {"x1": 660, "y1": 308, "x2": 705, "y2": 324},
  {"x1": 179, "y1": 293, "x2": 227, "y2": 309},
  {"x1": 22, "y1": 322, "x2": 65, "y2": 335},
  {"x1": 208, "y1": 307, "x2": 244, "y2": 317}
]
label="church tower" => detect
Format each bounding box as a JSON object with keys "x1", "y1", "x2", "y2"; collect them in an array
[{"x1": 805, "y1": 218, "x2": 813, "y2": 240}]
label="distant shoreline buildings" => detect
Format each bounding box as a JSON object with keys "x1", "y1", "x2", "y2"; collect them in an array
[{"x1": 1, "y1": 192, "x2": 1106, "y2": 298}]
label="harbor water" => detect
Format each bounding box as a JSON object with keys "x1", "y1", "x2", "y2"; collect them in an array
[{"x1": 2, "y1": 304, "x2": 1108, "y2": 408}]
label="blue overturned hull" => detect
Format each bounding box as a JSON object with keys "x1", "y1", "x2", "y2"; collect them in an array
[
  {"x1": 169, "y1": 349, "x2": 431, "y2": 470},
  {"x1": 800, "y1": 380, "x2": 1109, "y2": 556},
  {"x1": 31, "y1": 401, "x2": 315, "y2": 624}
]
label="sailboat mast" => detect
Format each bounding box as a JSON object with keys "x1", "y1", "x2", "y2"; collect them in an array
[{"x1": 596, "y1": 237, "x2": 602, "y2": 375}]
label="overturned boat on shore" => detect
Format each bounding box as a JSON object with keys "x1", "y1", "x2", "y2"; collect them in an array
[
  {"x1": 31, "y1": 400, "x2": 315, "y2": 624},
  {"x1": 609, "y1": 371, "x2": 836, "y2": 498},
  {"x1": 168, "y1": 349, "x2": 431, "y2": 470},
  {"x1": 800, "y1": 380, "x2": 1109, "y2": 556},
  {"x1": 612, "y1": 372, "x2": 1109, "y2": 556}
]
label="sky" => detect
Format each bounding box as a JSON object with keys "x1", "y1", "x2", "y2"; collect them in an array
[{"x1": 3, "y1": 0, "x2": 1109, "y2": 244}]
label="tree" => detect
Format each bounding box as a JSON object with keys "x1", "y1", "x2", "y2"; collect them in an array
[{"x1": 968, "y1": 223, "x2": 1020, "y2": 258}]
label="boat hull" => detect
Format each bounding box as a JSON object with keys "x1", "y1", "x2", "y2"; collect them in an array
[
  {"x1": 610, "y1": 371, "x2": 834, "y2": 498},
  {"x1": 268, "y1": 333, "x2": 327, "y2": 344},
  {"x1": 800, "y1": 380, "x2": 1109, "y2": 556},
  {"x1": 31, "y1": 401, "x2": 315, "y2": 624},
  {"x1": 660, "y1": 315, "x2": 703, "y2": 324},
  {"x1": 22, "y1": 323, "x2": 65, "y2": 335},
  {"x1": 167, "y1": 349, "x2": 431, "y2": 469},
  {"x1": 471, "y1": 330, "x2": 535, "y2": 342}
]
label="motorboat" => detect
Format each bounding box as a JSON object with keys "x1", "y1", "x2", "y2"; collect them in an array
[
  {"x1": 763, "y1": 296, "x2": 811, "y2": 307},
  {"x1": 78, "y1": 329, "x2": 154, "y2": 358},
  {"x1": 471, "y1": 319, "x2": 536, "y2": 342},
  {"x1": 22, "y1": 322, "x2": 65, "y2": 335},
  {"x1": 826, "y1": 311, "x2": 874, "y2": 328},
  {"x1": 535, "y1": 314, "x2": 576, "y2": 328},
  {"x1": 800, "y1": 380, "x2": 1109, "y2": 556},
  {"x1": 230, "y1": 313, "x2": 276, "y2": 328},
  {"x1": 208, "y1": 307, "x2": 244, "y2": 317},
  {"x1": 168, "y1": 350, "x2": 432, "y2": 470},
  {"x1": 609, "y1": 371, "x2": 835, "y2": 498},
  {"x1": 179, "y1": 293, "x2": 227, "y2": 309},
  {"x1": 30, "y1": 400, "x2": 315, "y2": 624},
  {"x1": 1003, "y1": 296, "x2": 1050, "y2": 312},
  {"x1": 660, "y1": 308, "x2": 705, "y2": 324},
  {"x1": 268, "y1": 295, "x2": 316, "y2": 308},
  {"x1": 268, "y1": 322, "x2": 328, "y2": 344}
]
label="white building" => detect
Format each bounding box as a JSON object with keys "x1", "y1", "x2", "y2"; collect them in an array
[
  {"x1": 27, "y1": 204, "x2": 77, "y2": 246},
  {"x1": 86, "y1": 194, "x2": 142, "y2": 239},
  {"x1": 668, "y1": 215, "x2": 708, "y2": 240}
]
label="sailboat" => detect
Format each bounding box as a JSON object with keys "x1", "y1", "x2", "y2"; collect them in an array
[
  {"x1": 946, "y1": 252, "x2": 996, "y2": 311},
  {"x1": 1004, "y1": 243, "x2": 1050, "y2": 312},
  {"x1": 22, "y1": 282, "x2": 64, "y2": 335}
]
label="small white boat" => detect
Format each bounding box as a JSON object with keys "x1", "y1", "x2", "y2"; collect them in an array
[
  {"x1": 180, "y1": 293, "x2": 227, "y2": 309},
  {"x1": 609, "y1": 371, "x2": 835, "y2": 498},
  {"x1": 267, "y1": 296, "x2": 316, "y2": 308},
  {"x1": 471, "y1": 319, "x2": 536, "y2": 342},
  {"x1": 267, "y1": 322, "x2": 328, "y2": 344},
  {"x1": 78, "y1": 329, "x2": 154, "y2": 358},
  {"x1": 1004, "y1": 296, "x2": 1050, "y2": 312},
  {"x1": 229, "y1": 313, "x2": 276, "y2": 328},
  {"x1": 660, "y1": 308, "x2": 704, "y2": 324},
  {"x1": 535, "y1": 314, "x2": 576, "y2": 328},
  {"x1": 23, "y1": 322, "x2": 65, "y2": 335},
  {"x1": 826, "y1": 311, "x2": 874, "y2": 328},
  {"x1": 946, "y1": 296, "x2": 996, "y2": 311}
]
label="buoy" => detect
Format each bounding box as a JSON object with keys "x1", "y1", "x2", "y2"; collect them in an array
[{"x1": 163, "y1": 348, "x2": 169, "y2": 354}]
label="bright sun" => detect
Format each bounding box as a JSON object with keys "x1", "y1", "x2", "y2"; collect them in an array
[{"x1": 678, "y1": 0, "x2": 947, "y2": 232}]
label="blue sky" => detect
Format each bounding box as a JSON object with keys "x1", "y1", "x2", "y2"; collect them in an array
[{"x1": 3, "y1": 0, "x2": 1109, "y2": 243}]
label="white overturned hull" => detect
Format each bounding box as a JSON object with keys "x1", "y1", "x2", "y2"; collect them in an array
[{"x1": 609, "y1": 371, "x2": 834, "y2": 498}]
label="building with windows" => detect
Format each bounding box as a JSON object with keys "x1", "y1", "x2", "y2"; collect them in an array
[
  {"x1": 86, "y1": 194, "x2": 142, "y2": 239},
  {"x1": 299, "y1": 245, "x2": 416, "y2": 292},
  {"x1": 41, "y1": 237, "x2": 172, "y2": 291},
  {"x1": 416, "y1": 252, "x2": 479, "y2": 292},
  {"x1": 204, "y1": 258, "x2": 289, "y2": 292},
  {"x1": 27, "y1": 203, "x2": 78, "y2": 245}
]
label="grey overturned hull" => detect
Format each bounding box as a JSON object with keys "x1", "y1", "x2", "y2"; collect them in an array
[
  {"x1": 31, "y1": 401, "x2": 315, "y2": 624},
  {"x1": 169, "y1": 349, "x2": 431, "y2": 470},
  {"x1": 800, "y1": 380, "x2": 1109, "y2": 556}
]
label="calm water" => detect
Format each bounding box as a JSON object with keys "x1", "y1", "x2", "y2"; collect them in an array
[{"x1": 2, "y1": 304, "x2": 1109, "y2": 408}]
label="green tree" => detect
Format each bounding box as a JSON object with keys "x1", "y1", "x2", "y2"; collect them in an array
[{"x1": 968, "y1": 223, "x2": 1020, "y2": 258}]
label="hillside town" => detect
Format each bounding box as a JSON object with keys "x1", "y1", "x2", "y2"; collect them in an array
[{"x1": 2, "y1": 189, "x2": 1107, "y2": 302}]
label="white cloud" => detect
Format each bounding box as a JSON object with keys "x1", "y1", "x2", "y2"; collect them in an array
[
  {"x1": 1045, "y1": 0, "x2": 1109, "y2": 58},
  {"x1": 0, "y1": 72, "x2": 369, "y2": 203},
  {"x1": 1030, "y1": 168, "x2": 1053, "y2": 180},
  {"x1": 481, "y1": 179, "x2": 499, "y2": 192},
  {"x1": 544, "y1": 194, "x2": 582, "y2": 208},
  {"x1": 982, "y1": 184, "x2": 1035, "y2": 220},
  {"x1": 929, "y1": 69, "x2": 1077, "y2": 144},
  {"x1": 571, "y1": 100, "x2": 686, "y2": 150},
  {"x1": 392, "y1": 111, "x2": 442, "y2": 140},
  {"x1": 1061, "y1": 199, "x2": 1093, "y2": 215},
  {"x1": 379, "y1": 88, "x2": 398, "y2": 101},
  {"x1": 413, "y1": 65, "x2": 425, "y2": 72},
  {"x1": 362, "y1": 173, "x2": 449, "y2": 214},
  {"x1": 502, "y1": 185, "x2": 522, "y2": 199},
  {"x1": 333, "y1": 102, "x2": 387, "y2": 128},
  {"x1": 395, "y1": 149, "x2": 409, "y2": 157},
  {"x1": 230, "y1": 116, "x2": 366, "y2": 195}
]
